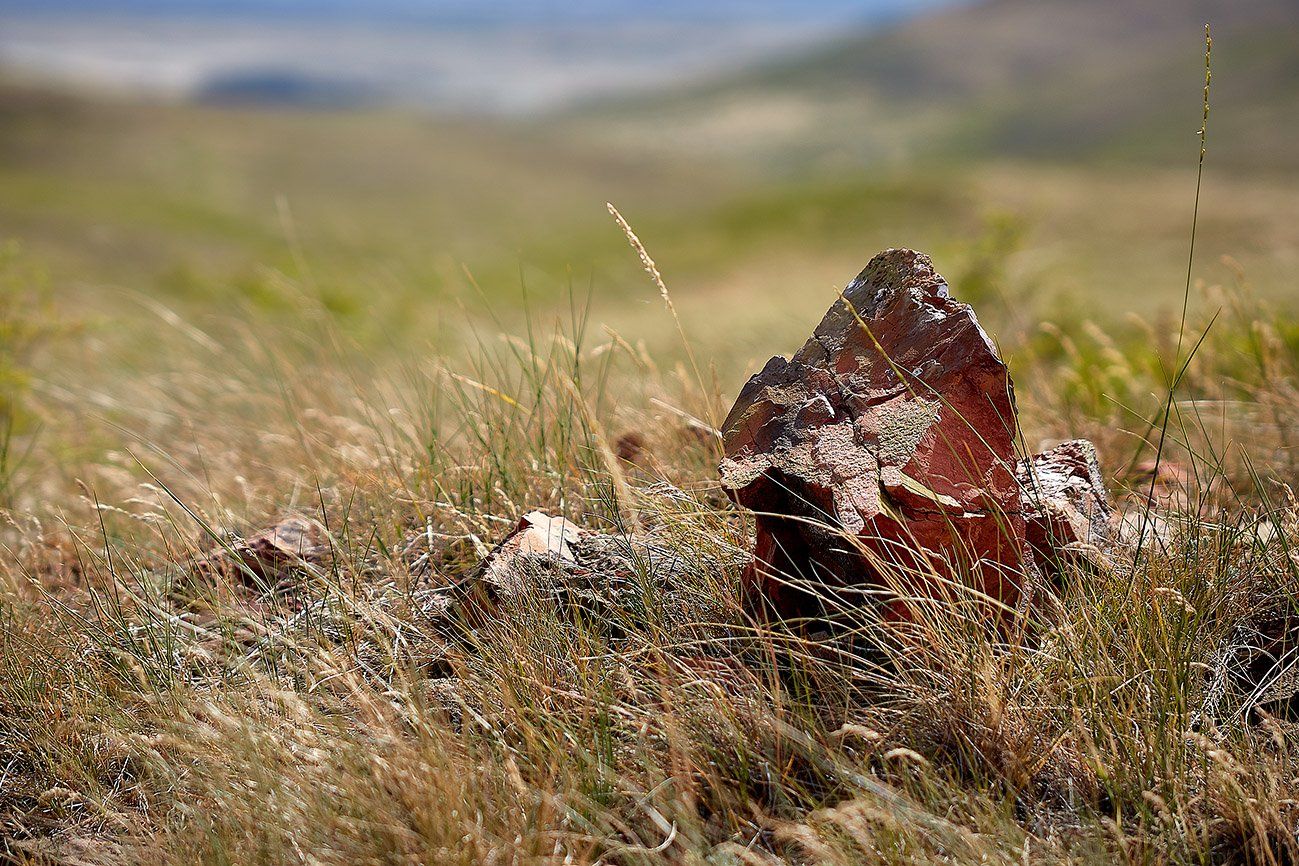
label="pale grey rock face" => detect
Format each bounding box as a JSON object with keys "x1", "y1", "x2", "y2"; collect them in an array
[{"x1": 1017, "y1": 439, "x2": 1114, "y2": 573}]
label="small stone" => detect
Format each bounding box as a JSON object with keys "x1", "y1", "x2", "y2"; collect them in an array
[
  {"x1": 615, "y1": 430, "x2": 648, "y2": 464},
  {"x1": 194, "y1": 514, "x2": 329, "y2": 592},
  {"x1": 480, "y1": 511, "x2": 586, "y2": 598},
  {"x1": 1018, "y1": 439, "x2": 1113, "y2": 573}
]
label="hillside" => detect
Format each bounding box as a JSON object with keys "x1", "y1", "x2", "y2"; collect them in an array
[
  {"x1": 0, "y1": 1, "x2": 966, "y2": 114},
  {"x1": 576, "y1": 0, "x2": 1299, "y2": 171}
]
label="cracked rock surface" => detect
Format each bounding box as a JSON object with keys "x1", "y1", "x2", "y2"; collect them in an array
[
  {"x1": 1018, "y1": 439, "x2": 1113, "y2": 574},
  {"x1": 435, "y1": 510, "x2": 743, "y2": 637},
  {"x1": 720, "y1": 249, "x2": 1027, "y2": 621}
]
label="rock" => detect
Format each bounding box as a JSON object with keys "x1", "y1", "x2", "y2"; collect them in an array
[
  {"x1": 194, "y1": 514, "x2": 329, "y2": 593},
  {"x1": 479, "y1": 511, "x2": 587, "y2": 598},
  {"x1": 429, "y1": 509, "x2": 743, "y2": 641},
  {"x1": 1112, "y1": 508, "x2": 1173, "y2": 554},
  {"x1": 614, "y1": 430, "x2": 648, "y2": 465},
  {"x1": 720, "y1": 249, "x2": 1027, "y2": 622},
  {"x1": 1017, "y1": 439, "x2": 1113, "y2": 573}
]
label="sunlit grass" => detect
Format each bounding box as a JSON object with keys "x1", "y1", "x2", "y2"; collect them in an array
[
  {"x1": 2, "y1": 40, "x2": 1299, "y2": 861},
  {"x1": 2, "y1": 223, "x2": 1298, "y2": 861}
]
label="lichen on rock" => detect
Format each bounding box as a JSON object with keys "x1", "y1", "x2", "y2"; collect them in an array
[{"x1": 720, "y1": 249, "x2": 1033, "y2": 622}]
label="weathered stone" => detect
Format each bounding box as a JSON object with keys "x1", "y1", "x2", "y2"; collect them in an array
[
  {"x1": 720, "y1": 249, "x2": 1026, "y2": 621},
  {"x1": 1017, "y1": 439, "x2": 1113, "y2": 573},
  {"x1": 195, "y1": 514, "x2": 329, "y2": 592},
  {"x1": 432, "y1": 508, "x2": 743, "y2": 637},
  {"x1": 480, "y1": 511, "x2": 586, "y2": 598},
  {"x1": 614, "y1": 430, "x2": 648, "y2": 465}
]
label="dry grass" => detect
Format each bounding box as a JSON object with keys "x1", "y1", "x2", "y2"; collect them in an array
[
  {"x1": 2, "y1": 10, "x2": 1297, "y2": 864},
  {"x1": 1, "y1": 228, "x2": 1298, "y2": 865}
]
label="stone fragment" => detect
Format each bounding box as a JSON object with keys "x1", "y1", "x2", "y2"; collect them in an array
[
  {"x1": 479, "y1": 511, "x2": 587, "y2": 598},
  {"x1": 195, "y1": 514, "x2": 329, "y2": 592},
  {"x1": 1017, "y1": 439, "x2": 1113, "y2": 573},
  {"x1": 720, "y1": 249, "x2": 1026, "y2": 621},
  {"x1": 614, "y1": 430, "x2": 647, "y2": 465},
  {"x1": 425, "y1": 507, "x2": 744, "y2": 639}
]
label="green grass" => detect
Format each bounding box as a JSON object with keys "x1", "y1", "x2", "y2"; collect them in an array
[{"x1": 3, "y1": 80, "x2": 1298, "y2": 367}]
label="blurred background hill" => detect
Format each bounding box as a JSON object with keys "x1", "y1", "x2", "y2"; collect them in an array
[
  {"x1": 0, "y1": 0, "x2": 1295, "y2": 367},
  {"x1": 585, "y1": 0, "x2": 1299, "y2": 171},
  {"x1": 0, "y1": 1, "x2": 957, "y2": 112}
]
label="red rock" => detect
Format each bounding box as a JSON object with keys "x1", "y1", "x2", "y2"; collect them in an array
[
  {"x1": 1017, "y1": 439, "x2": 1113, "y2": 573},
  {"x1": 614, "y1": 430, "x2": 648, "y2": 465},
  {"x1": 720, "y1": 249, "x2": 1027, "y2": 622},
  {"x1": 195, "y1": 514, "x2": 329, "y2": 593}
]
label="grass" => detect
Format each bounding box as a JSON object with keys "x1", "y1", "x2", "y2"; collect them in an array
[
  {"x1": 3, "y1": 33, "x2": 1299, "y2": 861},
  {"x1": 3, "y1": 80, "x2": 1299, "y2": 365},
  {"x1": 3, "y1": 199, "x2": 1299, "y2": 861}
]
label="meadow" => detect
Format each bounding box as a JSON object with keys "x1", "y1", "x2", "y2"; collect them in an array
[{"x1": 2, "y1": 29, "x2": 1299, "y2": 862}]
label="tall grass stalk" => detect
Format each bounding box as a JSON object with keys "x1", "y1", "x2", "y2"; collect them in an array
[{"x1": 1129, "y1": 25, "x2": 1215, "y2": 576}]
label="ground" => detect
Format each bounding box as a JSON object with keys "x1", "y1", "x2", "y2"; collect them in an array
[{"x1": 2, "y1": 73, "x2": 1299, "y2": 863}]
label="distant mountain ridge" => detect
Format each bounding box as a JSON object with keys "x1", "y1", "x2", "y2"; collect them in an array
[
  {"x1": 579, "y1": 0, "x2": 1299, "y2": 171},
  {"x1": 0, "y1": 0, "x2": 960, "y2": 24},
  {"x1": 0, "y1": 0, "x2": 967, "y2": 113}
]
